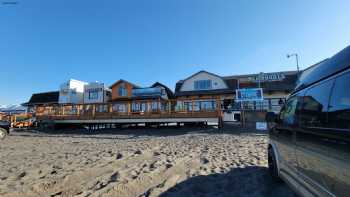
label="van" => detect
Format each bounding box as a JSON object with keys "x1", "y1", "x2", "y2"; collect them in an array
[{"x1": 266, "y1": 46, "x2": 350, "y2": 197}]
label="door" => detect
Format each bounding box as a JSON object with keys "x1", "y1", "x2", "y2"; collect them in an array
[
  {"x1": 325, "y1": 71, "x2": 350, "y2": 196},
  {"x1": 272, "y1": 95, "x2": 300, "y2": 176},
  {"x1": 296, "y1": 79, "x2": 335, "y2": 196}
]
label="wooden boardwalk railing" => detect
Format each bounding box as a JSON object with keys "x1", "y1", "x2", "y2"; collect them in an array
[{"x1": 35, "y1": 99, "x2": 223, "y2": 122}]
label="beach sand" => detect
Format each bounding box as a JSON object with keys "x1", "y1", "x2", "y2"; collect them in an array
[{"x1": 0, "y1": 127, "x2": 295, "y2": 197}]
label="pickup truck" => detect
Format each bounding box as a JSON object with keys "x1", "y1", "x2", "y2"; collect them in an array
[{"x1": 0, "y1": 120, "x2": 10, "y2": 139}]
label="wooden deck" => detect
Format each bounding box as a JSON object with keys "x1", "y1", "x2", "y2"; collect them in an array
[{"x1": 35, "y1": 99, "x2": 223, "y2": 126}]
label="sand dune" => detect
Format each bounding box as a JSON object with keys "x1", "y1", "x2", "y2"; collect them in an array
[{"x1": 0, "y1": 128, "x2": 294, "y2": 197}]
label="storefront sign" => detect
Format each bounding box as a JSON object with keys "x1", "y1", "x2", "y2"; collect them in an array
[
  {"x1": 236, "y1": 88, "x2": 263, "y2": 101},
  {"x1": 248, "y1": 72, "x2": 285, "y2": 82}
]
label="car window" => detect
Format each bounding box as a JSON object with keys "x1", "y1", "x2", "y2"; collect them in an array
[
  {"x1": 328, "y1": 71, "x2": 350, "y2": 129},
  {"x1": 300, "y1": 79, "x2": 334, "y2": 127},
  {"x1": 279, "y1": 96, "x2": 298, "y2": 126}
]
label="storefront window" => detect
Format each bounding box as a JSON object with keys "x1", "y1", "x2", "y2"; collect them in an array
[
  {"x1": 151, "y1": 102, "x2": 158, "y2": 111},
  {"x1": 112, "y1": 103, "x2": 127, "y2": 112}
]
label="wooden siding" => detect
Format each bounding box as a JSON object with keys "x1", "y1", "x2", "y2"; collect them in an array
[{"x1": 111, "y1": 82, "x2": 134, "y2": 100}]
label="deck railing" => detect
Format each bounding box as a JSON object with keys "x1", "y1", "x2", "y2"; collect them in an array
[{"x1": 35, "y1": 99, "x2": 223, "y2": 121}]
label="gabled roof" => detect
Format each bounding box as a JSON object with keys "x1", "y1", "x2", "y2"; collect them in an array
[
  {"x1": 175, "y1": 70, "x2": 236, "y2": 95},
  {"x1": 24, "y1": 91, "x2": 59, "y2": 106},
  {"x1": 180, "y1": 70, "x2": 224, "y2": 83},
  {"x1": 109, "y1": 79, "x2": 140, "y2": 89},
  {"x1": 151, "y1": 82, "x2": 174, "y2": 98}
]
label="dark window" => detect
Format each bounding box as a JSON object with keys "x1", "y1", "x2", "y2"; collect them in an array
[
  {"x1": 328, "y1": 71, "x2": 350, "y2": 129},
  {"x1": 88, "y1": 89, "x2": 99, "y2": 100},
  {"x1": 119, "y1": 86, "x2": 127, "y2": 96},
  {"x1": 279, "y1": 96, "x2": 299, "y2": 126},
  {"x1": 300, "y1": 80, "x2": 334, "y2": 127}
]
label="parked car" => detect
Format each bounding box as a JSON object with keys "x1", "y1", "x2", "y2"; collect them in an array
[
  {"x1": 0, "y1": 120, "x2": 10, "y2": 139},
  {"x1": 266, "y1": 45, "x2": 350, "y2": 197}
]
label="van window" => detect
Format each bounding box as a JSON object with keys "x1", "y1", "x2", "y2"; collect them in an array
[
  {"x1": 328, "y1": 71, "x2": 350, "y2": 129},
  {"x1": 300, "y1": 80, "x2": 334, "y2": 127},
  {"x1": 279, "y1": 96, "x2": 299, "y2": 126}
]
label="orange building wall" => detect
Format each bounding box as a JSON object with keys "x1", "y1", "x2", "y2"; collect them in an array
[{"x1": 111, "y1": 82, "x2": 134, "y2": 100}]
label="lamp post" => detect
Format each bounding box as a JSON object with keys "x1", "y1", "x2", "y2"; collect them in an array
[{"x1": 287, "y1": 53, "x2": 300, "y2": 72}]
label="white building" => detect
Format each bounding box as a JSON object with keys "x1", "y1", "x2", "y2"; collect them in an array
[
  {"x1": 59, "y1": 79, "x2": 88, "y2": 104},
  {"x1": 84, "y1": 82, "x2": 111, "y2": 104}
]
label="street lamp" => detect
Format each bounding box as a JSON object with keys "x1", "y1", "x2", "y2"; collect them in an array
[{"x1": 287, "y1": 53, "x2": 300, "y2": 72}]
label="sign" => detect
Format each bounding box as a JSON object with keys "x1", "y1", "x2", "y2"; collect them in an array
[
  {"x1": 256, "y1": 122, "x2": 268, "y2": 130},
  {"x1": 248, "y1": 72, "x2": 285, "y2": 83},
  {"x1": 236, "y1": 88, "x2": 263, "y2": 102}
]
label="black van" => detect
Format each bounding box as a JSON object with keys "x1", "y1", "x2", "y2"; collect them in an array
[{"x1": 266, "y1": 46, "x2": 350, "y2": 197}]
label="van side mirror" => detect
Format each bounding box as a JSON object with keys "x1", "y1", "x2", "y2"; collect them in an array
[{"x1": 265, "y1": 112, "x2": 277, "y2": 123}]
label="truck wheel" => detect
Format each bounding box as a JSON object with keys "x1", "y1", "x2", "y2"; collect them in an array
[
  {"x1": 0, "y1": 128, "x2": 7, "y2": 140},
  {"x1": 268, "y1": 147, "x2": 282, "y2": 182}
]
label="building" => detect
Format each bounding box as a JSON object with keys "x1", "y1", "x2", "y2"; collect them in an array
[
  {"x1": 59, "y1": 79, "x2": 87, "y2": 104},
  {"x1": 109, "y1": 80, "x2": 174, "y2": 114},
  {"x1": 225, "y1": 71, "x2": 299, "y2": 112},
  {"x1": 110, "y1": 79, "x2": 140, "y2": 101},
  {"x1": 83, "y1": 82, "x2": 111, "y2": 104},
  {"x1": 174, "y1": 70, "x2": 237, "y2": 112},
  {"x1": 23, "y1": 91, "x2": 60, "y2": 113}
]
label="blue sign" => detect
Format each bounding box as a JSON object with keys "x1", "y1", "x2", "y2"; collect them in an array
[{"x1": 236, "y1": 88, "x2": 263, "y2": 101}]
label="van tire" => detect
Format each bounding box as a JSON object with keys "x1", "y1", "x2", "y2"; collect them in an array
[
  {"x1": 0, "y1": 128, "x2": 7, "y2": 140},
  {"x1": 268, "y1": 147, "x2": 282, "y2": 182}
]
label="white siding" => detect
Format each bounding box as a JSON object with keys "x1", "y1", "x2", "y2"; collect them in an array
[
  {"x1": 59, "y1": 79, "x2": 87, "y2": 104},
  {"x1": 84, "y1": 82, "x2": 111, "y2": 104},
  {"x1": 180, "y1": 72, "x2": 228, "y2": 91}
]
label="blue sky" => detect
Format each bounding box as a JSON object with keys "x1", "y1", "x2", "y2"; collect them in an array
[{"x1": 1, "y1": 0, "x2": 350, "y2": 105}]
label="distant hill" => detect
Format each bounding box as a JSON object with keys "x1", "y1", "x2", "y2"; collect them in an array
[{"x1": 0, "y1": 105, "x2": 27, "y2": 114}]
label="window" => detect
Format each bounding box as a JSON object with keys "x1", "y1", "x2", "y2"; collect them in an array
[
  {"x1": 112, "y1": 104, "x2": 127, "y2": 112},
  {"x1": 131, "y1": 102, "x2": 147, "y2": 112},
  {"x1": 300, "y1": 80, "x2": 334, "y2": 127},
  {"x1": 200, "y1": 101, "x2": 216, "y2": 111},
  {"x1": 193, "y1": 101, "x2": 200, "y2": 111},
  {"x1": 329, "y1": 72, "x2": 350, "y2": 129},
  {"x1": 132, "y1": 102, "x2": 140, "y2": 112},
  {"x1": 184, "y1": 101, "x2": 193, "y2": 111},
  {"x1": 194, "y1": 80, "x2": 212, "y2": 90},
  {"x1": 119, "y1": 85, "x2": 127, "y2": 96},
  {"x1": 151, "y1": 102, "x2": 158, "y2": 111},
  {"x1": 279, "y1": 96, "x2": 299, "y2": 126},
  {"x1": 88, "y1": 89, "x2": 99, "y2": 100},
  {"x1": 97, "y1": 105, "x2": 108, "y2": 113}
]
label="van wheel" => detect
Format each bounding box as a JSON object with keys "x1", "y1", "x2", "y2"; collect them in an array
[
  {"x1": 0, "y1": 128, "x2": 7, "y2": 140},
  {"x1": 268, "y1": 147, "x2": 282, "y2": 182}
]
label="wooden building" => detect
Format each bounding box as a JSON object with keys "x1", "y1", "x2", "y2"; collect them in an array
[
  {"x1": 23, "y1": 91, "x2": 60, "y2": 114},
  {"x1": 109, "y1": 80, "x2": 174, "y2": 114},
  {"x1": 174, "y1": 70, "x2": 238, "y2": 111}
]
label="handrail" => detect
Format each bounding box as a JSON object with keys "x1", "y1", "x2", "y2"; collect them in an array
[{"x1": 35, "y1": 98, "x2": 223, "y2": 120}]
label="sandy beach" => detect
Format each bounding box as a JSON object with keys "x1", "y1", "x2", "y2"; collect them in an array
[{"x1": 0, "y1": 127, "x2": 295, "y2": 197}]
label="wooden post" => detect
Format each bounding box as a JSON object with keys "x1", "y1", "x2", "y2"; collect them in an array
[
  {"x1": 127, "y1": 102, "x2": 131, "y2": 115},
  {"x1": 109, "y1": 103, "x2": 112, "y2": 113},
  {"x1": 168, "y1": 100, "x2": 171, "y2": 114},
  {"x1": 92, "y1": 104, "x2": 96, "y2": 118},
  {"x1": 77, "y1": 105, "x2": 80, "y2": 116}
]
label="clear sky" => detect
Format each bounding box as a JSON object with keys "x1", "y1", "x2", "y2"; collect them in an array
[{"x1": 1, "y1": 0, "x2": 350, "y2": 105}]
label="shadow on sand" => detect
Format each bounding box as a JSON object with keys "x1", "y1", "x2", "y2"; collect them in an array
[
  {"x1": 158, "y1": 166, "x2": 295, "y2": 197},
  {"x1": 11, "y1": 123, "x2": 267, "y2": 140}
]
